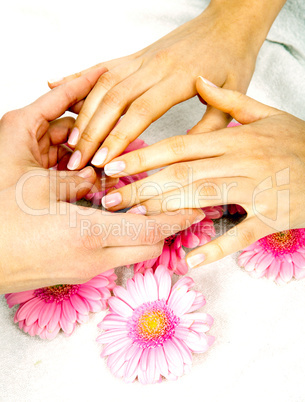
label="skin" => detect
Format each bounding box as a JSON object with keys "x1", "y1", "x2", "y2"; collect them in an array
[
  {"x1": 100, "y1": 77, "x2": 305, "y2": 268},
  {"x1": 48, "y1": 0, "x2": 286, "y2": 171},
  {"x1": 0, "y1": 71, "x2": 203, "y2": 294}
]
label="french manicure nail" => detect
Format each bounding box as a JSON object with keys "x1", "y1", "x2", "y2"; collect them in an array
[
  {"x1": 91, "y1": 148, "x2": 108, "y2": 166},
  {"x1": 68, "y1": 127, "x2": 80, "y2": 147},
  {"x1": 101, "y1": 193, "x2": 122, "y2": 209},
  {"x1": 67, "y1": 150, "x2": 81, "y2": 170},
  {"x1": 77, "y1": 167, "x2": 93, "y2": 178},
  {"x1": 48, "y1": 77, "x2": 63, "y2": 84},
  {"x1": 127, "y1": 205, "x2": 147, "y2": 215},
  {"x1": 187, "y1": 254, "x2": 206, "y2": 269},
  {"x1": 199, "y1": 76, "x2": 218, "y2": 88},
  {"x1": 104, "y1": 161, "x2": 126, "y2": 176}
]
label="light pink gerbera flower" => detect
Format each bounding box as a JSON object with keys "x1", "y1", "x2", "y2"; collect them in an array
[
  {"x1": 86, "y1": 139, "x2": 148, "y2": 205},
  {"x1": 97, "y1": 265, "x2": 214, "y2": 384},
  {"x1": 134, "y1": 208, "x2": 220, "y2": 275},
  {"x1": 238, "y1": 229, "x2": 305, "y2": 284},
  {"x1": 5, "y1": 270, "x2": 117, "y2": 340}
]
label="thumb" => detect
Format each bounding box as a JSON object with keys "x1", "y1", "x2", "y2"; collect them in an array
[
  {"x1": 51, "y1": 166, "x2": 97, "y2": 202},
  {"x1": 196, "y1": 76, "x2": 281, "y2": 124},
  {"x1": 186, "y1": 217, "x2": 269, "y2": 269}
]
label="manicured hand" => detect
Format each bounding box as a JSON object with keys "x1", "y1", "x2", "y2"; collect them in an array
[
  {"x1": 0, "y1": 71, "x2": 203, "y2": 293},
  {"x1": 48, "y1": 2, "x2": 268, "y2": 170},
  {"x1": 101, "y1": 76, "x2": 305, "y2": 268}
]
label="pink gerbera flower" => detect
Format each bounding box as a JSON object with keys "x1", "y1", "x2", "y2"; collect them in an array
[
  {"x1": 238, "y1": 229, "x2": 305, "y2": 284},
  {"x1": 86, "y1": 139, "x2": 148, "y2": 205},
  {"x1": 5, "y1": 270, "x2": 117, "y2": 340},
  {"x1": 134, "y1": 207, "x2": 221, "y2": 275},
  {"x1": 226, "y1": 204, "x2": 246, "y2": 215},
  {"x1": 97, "y1": 265, "x2": 214, "y2": 384}
]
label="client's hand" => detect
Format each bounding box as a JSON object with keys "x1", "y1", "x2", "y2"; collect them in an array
[
  {"x1": 101, "y1": 77, "x2": 305, "y2": 268},
  {"x1": 48, "y1": 0, "x2": 283, "y2": 170},
  {"x1": 0, "y1": 71, "x2": 202, "y2": 293}
]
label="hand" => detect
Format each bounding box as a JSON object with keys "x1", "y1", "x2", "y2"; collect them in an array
[
  {"x1": 100, "y1": 76, "x2": 305, "y2": 268},
  {"x1": 49, "y1": 0, "x2": 280, "y2": 170},
  {"x1": 0, "y1": 71, "x2": 203, "y2": 293}
]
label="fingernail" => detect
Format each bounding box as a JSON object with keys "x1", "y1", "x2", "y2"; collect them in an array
[
  {"x1": 68, "y1": 127, "x2": 80, "y2": 147},
  {"x1": 77, "y1": 167, "x2": 93, "y2": 178},
  {"x1": 48, "y1": 77, "x2": 63, "y2": 84},
  {"x1": 104, "y1": 161, "x2": 126, "y2": 176},
  {"x1": 91, "y1": 148, "x2": 108, "y2": 166},
  {"x1": 127, "y1": 205, "x2": 147, "y2": 215},
  {"x1": 198, "y1": 76, "x2": 218, "y2": 88},
  {"x1": 187, "y1": 254, "x2": 206, "y2": 268},
  {"x1": 67, "y1": 150, "x2": 81, "y2": 170},
  {"x1": 101, "y1": 193, "x2": 122, "y2": 209}
]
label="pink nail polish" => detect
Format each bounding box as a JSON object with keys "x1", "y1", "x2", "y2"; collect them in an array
[
  {"x1": 127, "y1": 205, "x2": 147, "y2": 215},
  {"x1": 67, "y1": 150, "x2": 81, "y2": 170},
  {"x1": 101, "y1": 193, "x2": 122, "y2": 209},
  {"x1": 198, "y1": 76, "x2": 218, "y2": 88},
  {"x1": 68, "y1": 128, "x2": 80, "y2": 147},
  {"x1": 91, "y1": 148, "x2": 108, "y2": 166},
  {"x1": 104, "y1": 161, "x2": 126, "y2": 176},
  {"x1": 77, "y1": 167, "x2": 93, "y2": 178},
  {"x1": 187, "y1": 254, "x2": 206, "y2": 268}
]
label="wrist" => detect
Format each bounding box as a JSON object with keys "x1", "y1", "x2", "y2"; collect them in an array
[{"x1": 202, "y1": 0, "x2": 286, "y2": 56}]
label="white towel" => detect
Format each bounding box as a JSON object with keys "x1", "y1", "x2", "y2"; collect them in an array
[{"x1": 1, "y1": 1, "x2": 305, "y2": 401}]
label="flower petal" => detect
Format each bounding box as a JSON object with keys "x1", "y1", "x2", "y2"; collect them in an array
[
  {"x1": 38, "y1": 301, "x2": 57, "y2": 328},
  {"x1": 143, "y1": 270, "x2": 158, "y2": 301},
  {"x1": 280, "y1": 259, "x2": 293, "y2": 283},
  {"x1": 108, "y1": 297, "x2": 133, "y2": 318},
  {"x1": 77, "y1": 285, "x2": 102, "y2": 301},
  {"x1": 47, "y1": 303, "x2": 62, "y2": 332},
  {"x1": 163, "y1": 339, "x2": 184, "y2": 377},
  {"x1": 113, "y1": 286, "x2": 138, "y2": 309},
  {"x1": 154, "y1": 266, "x2": 171, "y2": 300},
  {"x1": 70, "y1": 294, "x2": 90, "y2": 315},
  {"x1": 61, "y1": 299, "x2": 77, "y2": 322},
  {"x1": 101, "y1": 337, "x2": 133, "y2": 357},
  {"x1": 97, "y1": 329, "x2": 129, "y2": 344},
  {"x1": 5, "y1": 291, "x2": 35, "y2": 308}
]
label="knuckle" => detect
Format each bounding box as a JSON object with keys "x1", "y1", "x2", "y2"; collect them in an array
[
  {"x1": 97, "y1": 72, "x2": 117, "y2": 90},
  {"x1": 81, "y1": 234, "x2": 106, "y2": 251},
  {"x1": 108, "y1": 129, "x2": 129, "y2": 143},
  {"x1": 135, "y1": 149, "x2": 147, "y2": 168},
  {"x1": 171, "y1": 162, "x2": 189, "y2": 182},
  {"x1": 80, "y1": 129, "x2": 96, "y2": 145},
  {"x1": 154, "y1": 48, "x2": 170, "y2": 63},
  {"x1": 168, "y1": 135, "x2": 186, "y2": 156},
  {"x1": 103, "y1": 89, "x2": 124, "y2": 109},
  {"x1": 239, "y1": 228, "x2": 255, "y2": 248},
  {"x1": 149, "y1": 241, "x2": 164, "y2": 260},
  {"x1": 141, "y1": 223, "x2": 163, "y2": 245},
  {"x1": 1, "y1": 110, "x2": 17, "y2": 123},
  {"x1": 130, "y1": 97, "x2": 152, "y2": 117},
  {"x1": 210, "y1": 242, "x2": 226, "y2": 260}
]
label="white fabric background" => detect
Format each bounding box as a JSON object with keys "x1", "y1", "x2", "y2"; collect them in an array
[{"x1": 1, "y1": 1, "x2": 305, "y2": 401}]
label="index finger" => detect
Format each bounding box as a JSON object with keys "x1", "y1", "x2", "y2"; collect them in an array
[{"x1": 27, "y1": 67, "x2": 107, "y2": 123}]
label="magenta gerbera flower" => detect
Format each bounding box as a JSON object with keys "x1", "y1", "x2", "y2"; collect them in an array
[
  {"x1": 86, "y1": 138, "x2": 148, "y2": 205},
  {"x1": 5, "y1": 270, "x2": 117, "y2": 340},
  {"x1": 97, "y1": 265, "x2": 214, "y2": 384},
  {"x1": 134, "y1": 209, "x2": 219, "y2": 275},
  {"x1": 238, "y1": 229, "x2": 305, "y2": 284}
]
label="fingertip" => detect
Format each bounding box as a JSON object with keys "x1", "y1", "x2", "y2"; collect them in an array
[{"x1": 186, "y1": 252, "x2": 206, "y2": 269}]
